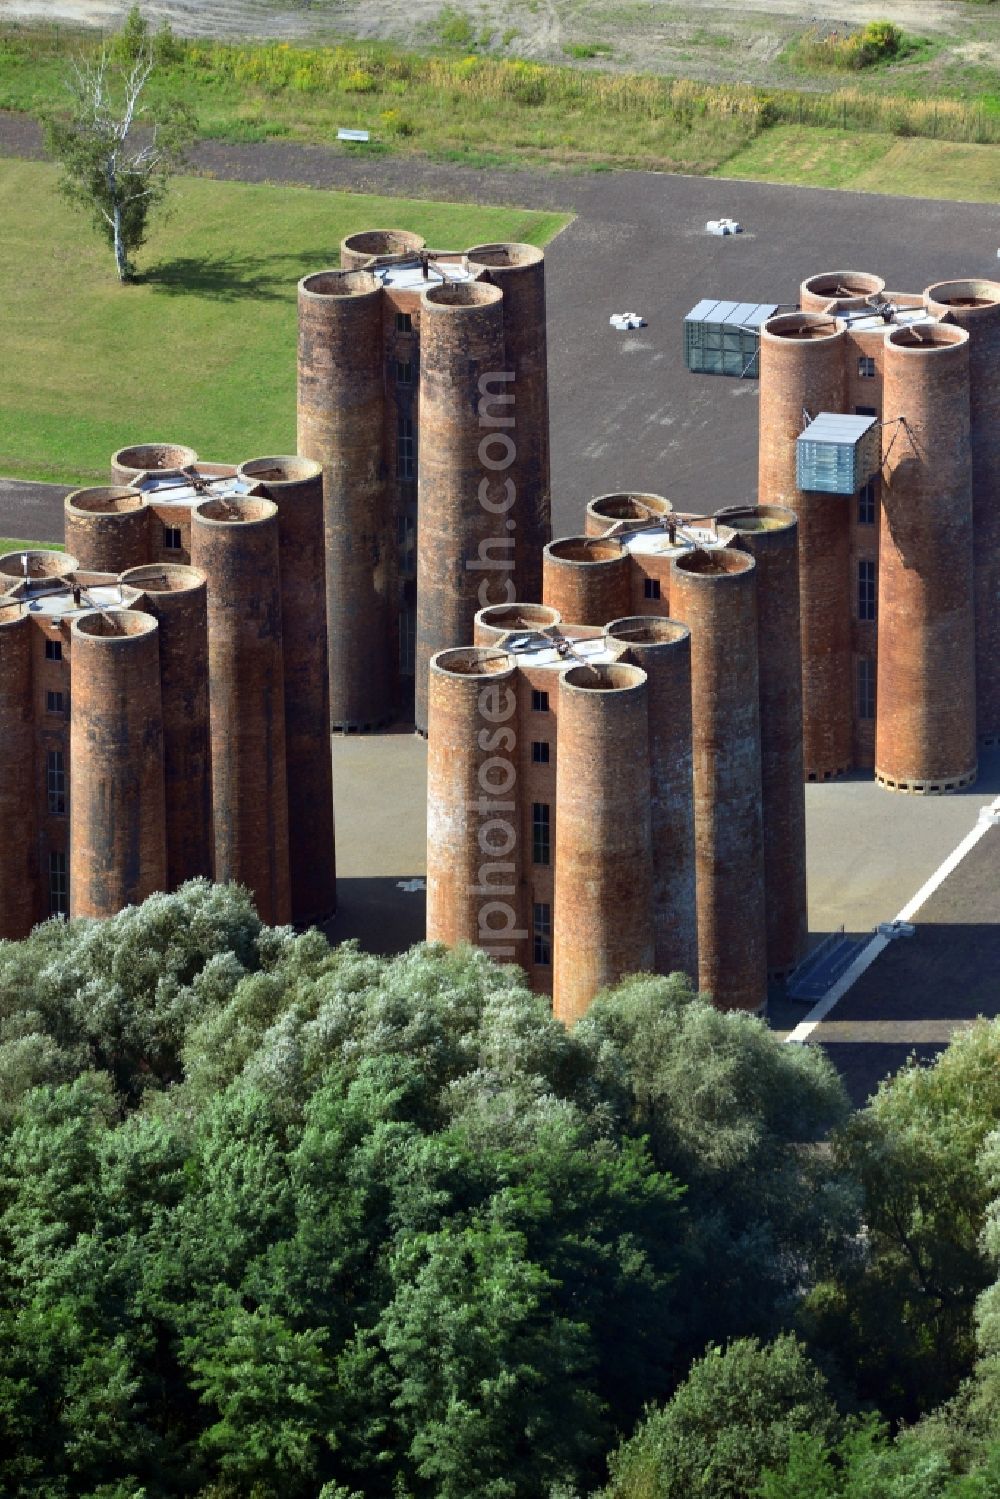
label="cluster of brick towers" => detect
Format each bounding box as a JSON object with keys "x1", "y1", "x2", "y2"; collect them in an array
[
  {"x1": 2, "y1": 227, "x2": 997, "y2": 1028},
  {"x1": 0, "y1": 452, "x2": 334, "y2": 937}
]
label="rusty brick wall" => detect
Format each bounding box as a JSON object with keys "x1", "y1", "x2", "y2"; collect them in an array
[
  {"x1": 515, "y1": 664, "x2": 556, "y2": 996},
  {"x1": 415, "y1": 281, "x2": 506, "y2": 735},
  {"x1": 727, "y1": 508, "x2": 808, "y2": 974},
  {"x1": 426, "y1": 647, "x2": 528, "y2": 970},
  {"x1": 238, "y1": 457, "x2": 336, "y2": 925},
  {"x1": 297, "y1": 270, "x2": 393, "y2": 731},
  {"x1": 340, "y1": 229, "x2": 427, "y2": 271},
  {"x1": 924, "y1": 280, "x2": 1000, "y2": 745},
  {"x1": 877, "y1": 324, "x2": 977, "y2": 791},
  {"x1": 68, "y1": 609, "x2": 167, "y2": 919},
  {"x1": 467, "y1": 244, "x2": 551, "y2": 602},
  {"x1": 0, "y1": 605, "x2": 40, "y2": 938},
  {"x1": 759, "y1": 313, "x2": 852, "y2": 779},
  {"x1": 110, "y1": 442, "x2": 198, "y2": 486},
  {"x1": 669, "y1": 549, "x2": 767, "y2": 1013},
  {"x1": 120, "y1": 564, "x2": 214, "y2": 892},
  {"x1": 474, "y1": 601, "x2": 562, "y2": 644},
  {"x1": 585, "y1": 492, "x2": 672, "y2": 538},
  {"x1": 542, "y1": 538, "x2": 632, "y2": 626},
  {"x1": 191, "y1": 496, "x2": 292, "y2": 925},
  {"x1": 65, "y1": 488, "x2": 152, "y2": 573},
  {"x1": 799, "y1": 270, "x2": 885, "y2": 313},
  {"x1": 552, "y1": 662, "x2": 655, "y2": 1025},
  {"x1": 605, "y1": 618, "x2": 698, "y2": 986}
]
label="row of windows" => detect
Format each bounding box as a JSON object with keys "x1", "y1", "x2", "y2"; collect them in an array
[
  {"x1": 47, "y1": 750, "x2": 66, "y2": 815},
  {"x1": 397, "y1": 415, "x2": 416, "y2": 480},
  {"x1": 49, "y1": 850, "x2": 68, "y2": 916},
  {"x1": 858, "y1": 559, "x2": 876, "y2": 622},
  {"x1": 533, "y1": 901, "x2": 551, "y2": 966}
]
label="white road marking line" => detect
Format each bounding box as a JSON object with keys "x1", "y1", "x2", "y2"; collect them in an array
[{"x1": 786, "y1": 794, "x2": 1000, "y2": 1045}]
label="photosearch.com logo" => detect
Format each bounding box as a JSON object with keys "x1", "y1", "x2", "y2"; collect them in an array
[{"x1": 467, "y1": 368, "x2": 526, "y2": 961}]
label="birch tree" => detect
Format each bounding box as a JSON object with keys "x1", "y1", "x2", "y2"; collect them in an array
[{"x1": 42, "y1": 9, "x2": 195, "y2": 282}]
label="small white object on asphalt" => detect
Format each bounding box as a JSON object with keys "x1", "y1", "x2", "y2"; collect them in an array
[
  {"x1": 610, "y1": 312, "x2": 647, "y2": 330},
  {"x1": 706, "y1": 218, "x2": 743, "y2": 235}
]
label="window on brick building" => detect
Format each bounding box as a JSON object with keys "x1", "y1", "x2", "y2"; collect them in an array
[
  {"x1": 48, "y1": 850, "x2": 68, "y2": 917},
  {"x1": 533, "y1": 902, "x2": 552, "y2": 965},
  {"x1": 47, "y1": 750, "x2": 66, "y2": 815},
  {"x1": 531, "y1": 740, "x2": 550, "y2": 764},
  {"x1": 395, "y1": 311, "x2": 412, "y2": 334},
  {"x1": 858, "y1": 480, "x2": 876, "y2": 525},
  {"x1": 858, "y1": 559, "x2": 876, "y2": 621},
  {"x1": 858, "y1": 656, "x2": 876, "y2": 720},
  {"x1": 45, "y1": 637, "x2": 62, "y2": 661},
  {"x1": 532, "y1": 803, "x2": 551, "y2": 865},
  {"x1": 856, "y1": 405, "x2": 877, "y2": 418},
  {"x1": 643, "y1": 577, "x2": 661, "y2": 600},
  {"x1": 531, "y1": 689, "x2": 549, "y2": 713},
  {"x1": 397, "y1": 416, "x2": 416, "y2": 480},
  {"x1": 163, "y1": 525, "x2": 182, "y2": 551},
  {"x1": 395, "y1": 358, "x2": 413, "y2": 385},
  {"x1": 858, "y1": 355, "x2": 876, "y2": 378},
  {"x1": 46, "y1": 690, "x2": 65, "y2": 715}
]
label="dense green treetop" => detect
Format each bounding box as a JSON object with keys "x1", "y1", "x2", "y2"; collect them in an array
[{"x1": 0, "y1": 882, "x2": 852, "y2": 1497}]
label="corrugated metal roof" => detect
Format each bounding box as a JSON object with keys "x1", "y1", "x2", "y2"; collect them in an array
[
  {"x1": 800, "y1": 412, "x2": 878, "y2": 443},
  {"x1": 684, "y1": 299, "x2": 778, "y2": 329}
]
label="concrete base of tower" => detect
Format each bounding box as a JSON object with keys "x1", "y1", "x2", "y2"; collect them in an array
[
  {"x1": 805, "y1": 763, "x2": 852, "y2": 782},
  {"x1": 875, "y1": 767, "x2": 978, "y2": 795}
]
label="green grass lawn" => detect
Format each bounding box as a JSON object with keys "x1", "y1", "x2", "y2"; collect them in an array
[
  {"x1": 716, "y1": 126, "x2": 1000, "y2": 201},
  {"x1": 0, "y1": 538, "x2": 64, "y2": 553},
  {"x1": 0, "y1": 159, "x2": 568, "y2": 486}
]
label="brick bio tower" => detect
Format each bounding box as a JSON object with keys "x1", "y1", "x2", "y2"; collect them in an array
[
  {"x1": 758, "y1": 272, "x2": 1000, "y2": 788},
  {"x1": 0, "y1": 450, "x2": 338, "y2": 937},
  {"x1": 426, "y1": 494, "x2": 807, "y2": 1020},
  {"x1": 297, "y1": 231, "x2": 552, "y2": 734}
]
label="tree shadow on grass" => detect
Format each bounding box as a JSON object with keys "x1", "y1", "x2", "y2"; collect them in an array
[{"x1": 139, "y1": 248, "x2": 337, "y2": 302}]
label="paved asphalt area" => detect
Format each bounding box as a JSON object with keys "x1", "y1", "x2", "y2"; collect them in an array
[{"x1": 5, "y1": 118, "x2": 1000, "y2": 1102}]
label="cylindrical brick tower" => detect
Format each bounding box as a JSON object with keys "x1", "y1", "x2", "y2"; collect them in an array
[
  {"x1": 190, "y1": 496, "x2": 292, "y2": 925},
  {"x1": 415, "y1": 280, "x2": 505, "y2": 735},
  {"x1": 542, "y1": 537, "x2": 632, "y2": 626},
  {"x1": 0, "y1": 603, "x2": 39, "y2": 940},
  {"x1": 800, "y1": 270, "x2": 885, "y2": 313},
  {"x1": 467, "y1": 244, "x2": 551, "y2": 601},
  {"x1": 585, "y1": 491, "x2": 672, "y2": 538},
  {"x1": 924, "y1": 280, "x2": 1000, "y2": 745},
  {"x1": 426, "y1": 646, "x2": 527, "y2": 969},
  {"x1": 69, "y1": 609, "x2": 167, "y2": 920},
  {"x1": 119, "y1": 564, "x2": 213, "y2": 892},
  {"x1": 877, "y1": 323, "x2": 976, "y2": 792},
  {"x1": 110, "y1": 442, "x2": 198, "y2": 486},
  {"x1": 340, "y1": 228, "x2": 426, "y2": 271},
  {"x1": 726, "y1": 507, "x2": 808, "y2": 974},
  {"x1": 669, "y1": 549, "x2": 767, "y2": 1013},
  {"x1": 0, "y1": 550, "x2": 78, "y2": 587},
  {"x1": 605, "y1": 618, "x2": 697, "y2": 986},
  {"x1": 297, "y1": 269, "x2": 392, "y2": 731},
  {"x1": 65, "y1": 487, "x2": 151, "y2": 573},
  {"x1": 552, "y1": 661, "x2": 655, "y2": 1025},
  {"x1": 474, "y1": 601, "x2": 562, "y2": 645},
  {"x1": 759, "y1": 312, "x2": 851, "y2": 779},
  {"x1": 238, "y1": 456, "x2": 336, "y2": 925}
]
